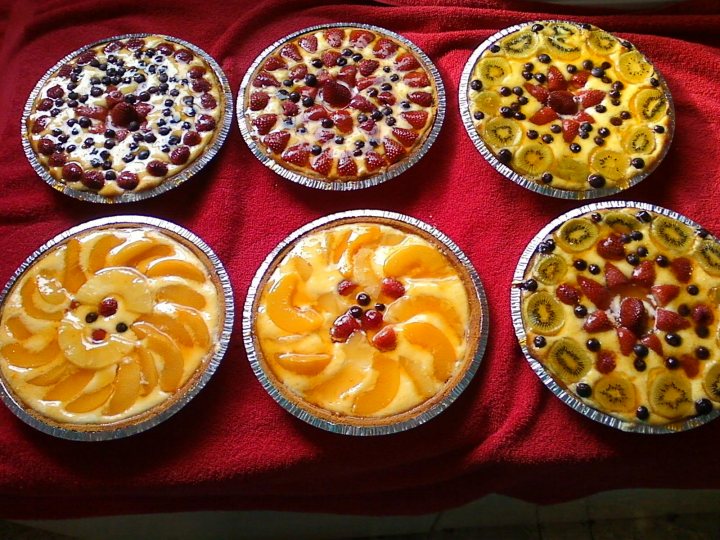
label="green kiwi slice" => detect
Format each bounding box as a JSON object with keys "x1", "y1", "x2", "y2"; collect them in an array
[
  {"x1": 594, "y1": 374, "x2": 636, "y2": 413},
  {"x1": 514, "y1": 143, "x2": 553, "y2": 177},
  {"x1": 533, "y1": 254, "x2": 568, "y2": 285},
  {"x1": 483, "y1": 117, "x2": 522, "y2": 147},
  {"x1": 618, "y1": 50, "x2": 653, "y2": 83},
  {"x1": 546, "y1": 337, "x2": 589, "y2": 383},
  {"x1": 703, "y1": 363, "x2": 720, "y2": 402},
  {"x1": 623, "y1": 126, "x2": 657, "y2": 155},
  {"x1": 543, "y1": 23, "x2": 581, "y2": 60},
  {"x1": 500, "y1": 30, "x2": 540, "y2": 58},
  {"x1": 633, "y1": 88, "x2": 668, "y2": 122},
  {"x1": 590, "y1": 149, "x2": 630, "y2": 182},
  {"x1": 648, "y1": 370, "x2": 693, "y2": 419},
  {"x1": 524, "y1": 291, "x2": 565, "y2": 336},
  {"x1": 587, "y1": 30, "x2": 619, "y2": 55},
  {"x1": 649, "y1": 216, "x2": 694, "y2": 253},
  {"x1": 603, "y1": 211, "x2": 640, "y2": 233},
  {"x1": 695, "y1": 239, "x2": 720, "y2": 276},
  {"x1": 555, "y1": 218, "x2": 599, "y2": 252},
  {"x1": 476, "y1": 57, "x2": 511, "y2": 87}
]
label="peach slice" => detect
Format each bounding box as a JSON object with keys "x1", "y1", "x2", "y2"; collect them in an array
[
  {"x1": 402, "y1": 321, "x2": 457, "y2": 382},
  {"x1": 157, "y1": 284, "x2": 206, "y2": 310},
  {"x1": 65, "y1": 384, "x2": 114, "y2": 413},
  {"x1": 63, "y1": 238, "x2": 86, "y2": 294},
  {"x1": 36, "y1": 274, "x2": 68, "y2": 305},
  {"x1": 287, "y1": 255, "x2": 313, "y2": 281},
  {"x1": 326, "y1": 228, "x2": 352, "y2": 265},
  {"x1": 75, "y1": 268, "x2": 153, "y2": 314},
  {"x1": 1, "y1": 340, "x2": 60, "y2": 368},
  {"x1": 87, "y1": 234, "x2": 123, "y2": 274},
  {"x1": 339, "y1": 227, "x2": 382, "y2": 277},
  {"x1": 306, "y1": 361, "x2": 367, "y2": 407},
  {"x1": 107, "y1": 239, "x2": 173, "y2": 269},
  {"x1": 58, "y1": 320, "x2": 135, "y2": 370},
  {"x1": 44, "y1": 369, "x2": 94, "y2": 402},
  {"x1": 145, "y1": 258, "x2": 207, "y2": 282},
  {"x1": 105, "y1": 361, "x2": 141, "y2": 415},
  {"x1": 274, "y1": 352, "x2": 332, "y2": 376},
  {"x1": 383, "y1": 245, "x2": 452, "y2": 279},
  {"x1": 5, "y1": 316, "x2": 33, "y2": 340},
  {"x1": 351, "y1": 248, "x2": 380, "y2": 298},
  {"x1": 400, "y1": 355, "x2": 436, "y2": 399},
  {"x1": 20, "y1": 278, "x2": 64, "y2": 321},
  {"x1": 133, "y1": 322, "x2": 184, "y2": 392},
  {"x1": 137, "y1": 349, "x2": 159, "y2": 396},
  {"x1": 353, "y1": 354, "x2": 401, "y2": 415},
  {"x1": 385, "y1": 295, "x2": 465, "y2": 341},
  {"x1": 138, "y1": 312, "x2": 194, "y2": 348},
  {"x1": 175, "y1": 307, "x2": 210, "y2": 349},
  {"x1": 265, "y1": 274, "x2": 322, "y2": 334},
  {"x1": 28, "y1": 360, "x2": 72, "y2": 386}
]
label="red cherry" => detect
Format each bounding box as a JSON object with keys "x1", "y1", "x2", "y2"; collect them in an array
[
  {"x1": 183, "y1": 131, "x2": 202, "y2": 146},
  {"x1": 117, "y1": 171, "x2": 139, "y2": 190},
  {"x1": 337, "y1": 280, "x2": 358, "y2": 296},
  {"x1": 381, "y1": 277, "x2": 405, "y2": 299},
  {"x1": 372, "y1": 326, "x2": 397, "y2": 351},
  {"x1": 595, "y1": 350, "x2": 616, "y2": 374},
  {"x1": 330, "y1": 313, "x2": 360, "y2": 343},
  {"x1": 170, "y1": 146, "x2": 191, "y2": 165},
  {"x1": 99, "y1": 298, "x2": 118, "y2": 317},
  {"x1": 146, "y1": 160, "x2": 168, "y2": 177},
  {"x1": 38, "y1": 138, "x2": 55, "y2": 155},
  {"x1": 361, "y1": 310, "x2": 383, "y2": 330},
  {"x1": 81, "y1": 171, "x2": 104, "y2": 190},
  {"x1": 62, "y1": 162, "x2": 83, "y2": 182},
  {"x1": 91, "y1": 329, "x2": 107, "y2": 342}
]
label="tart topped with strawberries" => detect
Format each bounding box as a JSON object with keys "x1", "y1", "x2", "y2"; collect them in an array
[
  {"x1": 247, "y1": 214, "x2": 485, "y2": 432},
  {"x1": 24, "y1": 34, "x2": 229, "y2": 202},
  {"x1": 240, "y1": 24, "x2": 443, "y2": 188},
  {"x1": 463, "y1": 21, "x2": 673, "y2": 197},
  {"x1": 516, "y1": 204, "x2": 720, "y2": 429}
]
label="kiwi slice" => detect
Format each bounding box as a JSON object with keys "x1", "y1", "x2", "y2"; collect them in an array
[
  {"x1": 515, "y1": 143, "x2": 554, "y2": 177},
  {"x1": 533, "y1": 254, "x2": 568, "y2": 285},
  {"x1": 546, "y1": 337, "x2": 590, "y2": 383},
  {"x1": 703, "y1": 363, "x2": 720, "y2": 402},
  {"x1": 474, "y1": 91, "x2": 501, "y2": 115},
  {"x1": 483, "y1": 117, "x2": 522, "y2": 147},
  {"x1": 603, "y1": 211, "x2": 639, "y2": 233},
  {"x1": 587, "y1": 30, "x2": 619, "y2": 55},
  {"x1": 590, "y1": 149, "x2": 630, "y2": 182},
  {"x1": 501, "y1": 30, "x2": 540, "y2": 58},
  {"x1": 633, "y1": 88, "x2": 668, "y2": 122},
  {"x1": 648, "y1": 369, "x2": 693, "y2": 419},
  {"x1": 618, "y1": 50, "x2": 653, "y2": 83},
  {"x1": 523, "y1": 291, "x2": 565, "y2": 336},
  {"x1": 553, "y1": 157, "x2": 590, "y2": 184},
  {"x1": 555, "y1": 218, "x2": 599, "y2": 252},
  {"x1": 543, "y1": 23, "x2": 581, "y2": 60},
  {"x1": 695, "y1": 239, "x2": 720, "y2": 276},
  {"x1": 476, "y1": 57, "x2": 512, "y2": 87},
  {"x1": 593, "y1": 374, "x2": 636, "y2": 413},
  {"x1": 623, "y1": 126, "x2": 657, "y2": 155},
  {"x1": 649, "y1": 215, "x2": 694, "y2": 254}
]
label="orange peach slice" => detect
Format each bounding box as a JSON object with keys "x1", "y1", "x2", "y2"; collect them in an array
[
  {"x1": 87, "y1": 234, "x2": 124, "y2": 274},
  {"x1": 105, "y1": 361, "x2": 142, "y2": 415},
  {"x1": 58, "y1": 321, "x2": 135, "y2": 370},
  {"x1": 399, "y1": 355, "x2": 436, "y2": 399},
  {"x1": 20, "y1": 278, "x2": 63, "y2": 321},
  {"x1": 65, "y1": 384, "x2": 114, "y2": 413},
  {"x1": 402, "y1": 322, "x2": 457, "y2": 382},
  {"x1": 265, "y1": 274, "x2": 322, "y2": 334},
  {"x1": 145, "y1": 258, "x2": 207, "y2": 282},
  {"x1": 157, "y1": 284, "x2": 206, "y2": 310},
  {"x1": 339, "y1": 227, "x2": 382, "y2": 277},
  {"x1": 44, "y1": 369, "x2": 94, "y2": 401},
  {"x1": 28, "y1": 361, "x2": 72, "y2": 386},
  {"x1": 326, "y1": 228, "x2": 352, "y2": 265},
  {"x1": 107, "y1": 239, "x2": 173, "y2": 269},
  {"x1": 353, "y1": 354, "x2": 401, "y2": 416},
  {"x1": 63, "y1": 238, "x2": 86, "y2": 294},
  {"x1": 274, "y1": 353, "x2": 332, "y2": 376},
  {"x1": 306, "y1": 361, "x2": 367, "y2": 407},
  {"x1": 133, "y1": 322, "x2": 184, "y2": 392},
  {"x1": 138, "y1": 312, "x2": 194, "y2": 348},
  {"x1": 385, "y1": 295, "x2": 464, "y2": 340},
  {"x1": 1, "y1": 340, "x2": 60, "y2": 368},
  {"x1": 137, "y1": 349, "x2": 159, "y2": 396},
  {"x1": 384, "y1": 245, "x2": 452, "y2": 279},
  {"x1": 36, "y1": 274, "x2": 68, "y2": 305},
  {"x1": 5, "y1": 316, "x2": 33, "y2": 341}
]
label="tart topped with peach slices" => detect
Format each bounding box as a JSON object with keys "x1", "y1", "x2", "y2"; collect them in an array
[
  {"x1": 240, "y1": 24, "x2": 443, "y2": 187},
  {"x1": 464, "y1": 21, "x2": 673, "y2": 197},
  {"x1": 24, "y1": 34, "x2": 228, "y2": 201},
  {"x1": 0, "y1": 223, "x2": 226, "y2": 435},
  {"x1": 516, "y1": 205, "x2": 720, "y2": 429},
  {"x1": 249, "y1": 215, "x2": 485, "y2": 431}
]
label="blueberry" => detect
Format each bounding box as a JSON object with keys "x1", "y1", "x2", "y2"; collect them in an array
[{"x1": 576, "y1": 383, "x2": 592, "y2": 398}]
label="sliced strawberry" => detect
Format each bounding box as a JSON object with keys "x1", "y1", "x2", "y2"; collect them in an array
[
  {"x1": 570, "y1": 70, "x2": 590, "y2": 88},
  {"x1": 631, "y1": 260, "x2": 656, "y2": 288},
  {"x1": 404, "y1": 71, "x2": 430, "y2": 88},
  {"x1": 562, "y1": 119, "x2": 579, "y2": 143},
  {"x1": 574, "y1": 111, "x2": 595, "y2": 124},
  {"x1": 263, "y1": 130, "x2": 290, "y2": 153},
  {"x1": 548, "y1": 90, "x2": 578, "y2": 115},
  {"x1": 373, "y1": 38, "x2": 398, "y2": 59},
  {"x1": 253, "y1": 71, "x2": 281, "y2": 88},
  {"x1": 298, "y1": 85, "x2": 318, "y2": 99},
  {"x1": 76, "y1": 50, "x2": 96, "y2": 64},
  {"x1": 577, "y1": 89, "x2": 606, "y2": 109},
  {"x1": 408, "y1": 91, "x2": 433, "y2": 107},
  {"x1": 547, "y1": 66, "x2": 567, "y2": 92},
  {"x1": 584, "y1": 310, "x2": 613, "y2": 333},
  {"x1": 252, "y1": 113, "x2": 277, "y2": 135},
  {"x1": 595, "y1": 350, "x2": 617, "y2": 374},
  {"x1": 372, "y1": 326, "x2": 397, "y2": 352},
  {"x1": 263, "y1": 55, "x2": 287, "y2": 71},
  {"x1": 651, "y1": 285, "x2": 680, "y2": 307},
  {"x1": 616, "y1": 326, "x2": 637, "y2": 356},
  {"x1": 48, "y1": 152, "x2": 66, "y2": 166},
  {"x1": 250, "y1": 92, "x2": 269, "y2": 111},
  {"x1": 337, "y1": 154, "x2": 358, "y2": 177},
  {"x1": 383, "y1": 137, "x2": 405, "y2": 164},
  {"x1": 282, "y1": 143, "x2": 311, "y2": 167},
  {"x1": 605, "y1": 263, "x2": 629, "y2": 291},
  {"x1": 337, "y1": 65, "x2": 357, "y2": 87},
  {"x1": 174, "y1": 49, "x2": 194, "y2": 63},
  {"x1": 556, "y1": 283, "x2": 580, "y2": 305},
  {"x1": 305, "y1": 105, "x2": 329, "y2": 120},
  {"x1": 670, "y1": 257, "x2": 693, "y2": 283},
  {"x1": 619, "y1": 297, "x2": 647, "y2": 334},
  {"x1": 110, "y1": 102, "x2": 137, "y2": 127},
  {"x1": 641, "y1": 333, "x2": 664, "y2": 356},
  {"x1": 350, "y1": 30, "x2": 376, "y2": 48},
  {"x1": 691, "y1": 304, "x2": 714, "y2": 326},
  {"x1": 196, "y1": 115, "x2": 216, "y2": 132},
  {"x1": 321, "y1": 80, "x2": 352, "y2": 108},
  {"x1": 299, "y1": 35, "x2": 318, "y2": 53},
  {"x1": 365, "y1": 151, "x2": 385, "y2": 172},
  {"x1": 280, "y1": 43, "x2": 302, "y2": 61},
  {"x1": 316, "y1": 130, "x2": 335, "y2": 143},
  {"x1": 401, "y1": 110, "x2": 428, "y2": 129},
  {"x1": 37, "y1": 138, "x2": 55, "y2": 155},
  {"x1": 76, "y1": 105, "x2": 108, "y2": 120},
  {"x1": 523, "y1": 83, "x2": 549, "y2": 104},
  {"x1": 282, "y1": 101, "x2": 299, "y2": 116},
  {"x1": 578, "y1": 276, "x2": 612, "y2": 310},
  {"x1": 31, "y1": 116, "x2": 50, "y2": 134},
  {"x1": 396, "y1": 53, "x2": 420, "y2": 71},
  {"x1": 680, "y1": 354, "x2": 700, "y2": 378},
  {"x1": 377, "y1": 91, "x2": 396, "y2": 105},
  {"x1": 170, "y1": 146, "x2": 190, "y2": 165},
  {"x1": 321, "y1": 50, "x2": 341, "y2": 67},
  {"x1": 528, "y1": 106, "x2": 557, "y2": 125},
  {"x1": 392, "y1": 127, "x2": 418, "y2": 147},
  {"x1": 289, "y1": 64, "x2": 308, "y2": 81},
  {"x1": 349, "y1": 95, "x2": 374, "y2": 112},
  {"x1": 597, "y1": 233, "x2": 625, "y2": 261},
  {"x1": 357, "y1": 77, "x2": 379, "y2": 91},
  {"x1": 188, "y1": 66, "x2": 207, "y2": 79},
  {"x1": 311, "y1": 149, "x2": 333, "y2": 176},
  {"x1": 358, "y1": 59, "x2": 380, "y2": 76},
  {"x1": 656, "y1": 308, "x2": 691, "y2": 332},
  {"x1": 88, "y1": 123, "x2": 105, "y2": 134},
  {"x1": 324, "y1": 28, "x2": 345, "y2": 48},
  {"x1": 315, "y1": 69, "x2": 331, "y2": 86},
  {"x1": 359, "y1": 119, "x2": 376, "y2": 133},
  {"x1": 331, "y1": 110, "x2": 353, "y2": 133}
]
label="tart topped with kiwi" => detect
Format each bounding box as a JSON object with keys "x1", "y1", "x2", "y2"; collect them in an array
[
  {"x1": 462, "y1": 21, "x2": 673, "y2": 198},
  {"x1": 514, "y1": 204, "x2": 720, "y2": 431}
]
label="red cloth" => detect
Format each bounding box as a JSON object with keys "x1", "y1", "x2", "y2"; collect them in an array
[{"x1": 1, "y1": 0, "x2": 720, "y2": 520}]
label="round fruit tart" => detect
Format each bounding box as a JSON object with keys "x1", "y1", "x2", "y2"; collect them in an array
[
  {"x1": 461, "y1": 21, "x2": 673, "y2": 198},
  {"x1": 23, "y1": 34, "x2": 231, "y2": 203},
  {"x1": 0, "y1": 218, "x2": 232, "y2": 439},
  {"x1": 513, "y1": 203, "x2": 720, "y2": 431},
  {"x1": 239, "y1": 24, "x2": 444, "y2": 189},
  {"x1": 245, "y1": 212, "x2": 487, "y2": 434}
]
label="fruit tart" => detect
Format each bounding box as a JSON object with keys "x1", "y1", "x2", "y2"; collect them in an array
[
  {"x1": 23, "y1": 34, "x2": 231, "y2": 203},
  {"x1": 0, "y1": 217, "x2": 232, "y2": 439},
  {"x1": 239, "y1": 24, "x2": 444, "y2": 190},
  {"x1": 461, "y1": 21, "x2": 673, "y2": 198},
  {"x1": 245, "y1": 211, "x2": 487, "y2": 434},
  {"x1": 513, "y1": 203, "x2": 720, "y2": 431}
]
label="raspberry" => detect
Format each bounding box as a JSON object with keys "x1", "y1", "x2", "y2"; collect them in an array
[
  {"x1": 330, "y1": 313, "x2": 360, "y2": 342},
  {"x1": 381, "y1": 277, "x2": 405, "y2": 299},
  {"x1": 146, "y1": 160, "x2": 168, "y2": 177},
  {"x1": 62, "y1": 163, "x2": 83, "y2": 182},
  {"x1": 37, "y1": 98, "x2": 53, "y2": 111},
  {"x1": 183, "y1": 131, "x2": 202, "y2": 146},
  {"x1": 595, "y1": 350, "x2": 616, "y2": 374},
  {"x1": 372, "y1": 326, "x2": 397, "y2": 351},
  {"x1": 170, "y1": 146, "x2": 191, "y2": 165},
  {"x1": 126, "y1": 37, "x2": 145, "y2": 49},
  {"x1": 362, "y1": 310, "x2": 383, "y2": 330},
  {"x1": 31, "y1": 116, "x2": 50, "y2": 134},
  {"x1": 117, "y1": 171, "x2": 139, "y2": 190},
  {"x1": 48, "y1": 152, "x2": 67, "y2": 167},
  {"x1": 337, "y1": 280, "x2": 358, "y2": 296}
]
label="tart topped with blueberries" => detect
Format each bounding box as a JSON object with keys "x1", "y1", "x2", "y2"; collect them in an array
[
  {"x1": 24, "y1": 34, "x2": 229, "y2": 202},
  {"x1": 516, "y1": 205, "x2": 720, "y2": 429},
  {"x1": 248, "y1": 215, "x2": 485, "y2": 432},
  {"x1": 240, "y1": 24, "x2": 443, "y2": 188},
  {"x1": 463, "y1": 21, "x2": 673, "y2": 197}
]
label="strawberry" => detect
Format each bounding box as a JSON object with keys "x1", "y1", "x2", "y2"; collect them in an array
[
  {"x1": 362, "y1": 310, "x2": 384, "y2": 330},
  {"x1": 631, "y1": 260, "x2": 656, "y2": 288},
  {"x1": 547, "y1": 66, "x2": 567, "y2": 92},
  {"x1": 253, "y1": 71, "x2": 280, "y2": 88},
  {"x1": 574, "y1": 111, "x2": 595, "y2": 124},
  {"x1": 381, "y1": 277, "x2": 405, "y2": 299},
  {"x1": 76, "y1": 50, "x2": 96, "y2": 64},
  {"x1": 604, "y1": 262, "x2": 629, "y2": 291},
  {"x1": 619, "y1": 297, "x2": 647, "y2": 333},
  {"x1": 670, "y1": 257, "x2": 693, "y2": 283},
  {"x1": 263, "y1": 130, "x2": 290, "y2": 153},
  {"x1": 299, "y1": 35, "x2": 318, "y2": 52},
  {"x1": 48, "y1": 152, "x2": 66, "y2": 167},
  {"x1": 324, "y1": 28, "x2": 345, "y2": 48},
  {"x1": 396, "y1": 53, "x2": 420, "y2": 71},
  {"x1": 110, "y1": 102, "x2": 137, "y2": 127},
  {"x1": 595, "y1": 350, "x2": 617, "y2": 374},
  {"x1": 547, "y1": 90, "x2": 578, "y2": 115},
  {"x1": 252, "y1": 113, "x2": 277, "y2": 135},
  {"x1": 359, "y1": 119, "x2": 376, "y2": 132},
  {"x1": 316, "y1": 130, "x2": 334, "y2": 143},
  {"x1": 365, "y1": 151, "x2": 385, "y2": 171},
  {"x1": 183, "y1": 131, "x2": 202, "y2": 146},
  {"x1": 46, "y1": 85, "x2": 64, "y2": 99},
  {"x1": 188, "y1": 66, "x2": 207, "y2": 79},
  {"x1": 337, "y1": 65, "x2": 357, "y2": 86},
  {"x1": 126, "y1": 37, "x2": 145, "y2": 50},
  {"x1": 104, "y1": 90, "x2": 124, "y2": 108},
  {"x1": 58, "y1": 65, "x2": 73, "y2": 78},
  {"x1": 170, "y1": 146, "x2": 190, "y2": 165},
  {"x1": 305, "y1": 105, "x2": 329, "y2": 120},
  {"x1": 201, "y1": 93, "x2": 217, "y2": 110},
  {"x1": 555, "y1": 283, "x2": 580, "y2": 305},
  {"x1": 311, "y1": 150, "x2": 333, "y2": 176},
  {"x1": 281, "y1": 144, "x2": 311, "y2": 166},
  {"x1": 337, "y1": 154, "x2": 358, "y2": 177},
  {"x1": 31, "y1": 116, "x2": 50, "y2": 134},
  {"x1": 263, "y1": 55, "x2": 286, "y2": 71},
  {"x1": 616, "y1": 326, "x2": 637, "y2": 356},
  {"x1": 282, "y1": 101, "x2": 299, "y2": 116},
  {"x1": 597, "y1": 234, "x2": 626, "y2": 261},
  {"x1": 196, "y1": 115, "x2": 216, "y2": 132},
  {"x1": 88, "y1": 123, "x2": 105, "y2": 134},
  {"x1": 583, "y1": 310, "x2": 613, "y2": 333},
  {"x1": 691, "y1": 303, "x2": 714, "y2": 326},
  {"x1": 403, "y1": 71, "x2": 430, "y2": 88},
  {"x1": 383, "y1": 137, "x2": 405, "y2": 164},
  {"x1": 117, "y1": 171, "x2": 139, "y2": 190},
  {"x1": 280, "y1": 43, "x2": 302, "y2": 61},
  {"x1": 146, "y1": 160, "x2": 168, "y2": 177},
  {"x1": 330, "y1": 313, "x2": 360, "y2": 343},
  {"x1": 134, "y1": 102, "x2": 152, "y2": 120},
  {"x1": 372, "y1": 326, "x2": 397, "y2": 351},
  {"x1": 350, "y1": 30, "x2": 376, "y2": 48},
  {"x1": 401, "y1": 110, "x2": 428, "y2": 129},
  {"x1": 174, "y1": 49, "x2": 194, "y2": 63},
  {"x1": 577, "y1": 89, "x2": 606, "y2": 109},
  {"x1": 655, "y1": 308, "x2": 691, "y2": 332},
  {"x1": 408, "y1": 91, "x2": 433, "y2": 107},
  {"x1": 156, "y1": 43, "x2": 175, "y2": 56},
  {"x1": 357, "y1": 77, "x2": 379, "y2": 91},
  {"x1": 358, "y1": 59, "x2": 380, "y2": 76},
  {"x1": 289, "y1": 64, "x2": 308, "y2": 81},
  {"x1": 298, "y1": 85, "x2": 318, "y2": 99},
  {"x1": 641, "y1": 333, "x2": 664, "y2": 356},
  {"x1": 523, "y1": 83, "x2": 549, "y2": 104},
  {"x1": 37, "y1": 138, "x2": 55, "y2": 155},
  {"x1": 562, "y1": 119, "x2": 579, "y2": 143},
  {"x1": 373, "y1": 38, "x2": 398, "y2": 59},
  {"x1": 651, "y1": 285, "x2": 680, "y2": 306},
  {"x1": 680, "y1": 354, "x2": 700, "y2": 378},
  {"x1": 76, "y1": 105, "x2": 108, "y2": 120},
  {"x1": 570, "y1": 70, "x2": 590, "y2": 88},
  {"x1": 321, "y1": 50, "x2": 341, "y2": 67},
  {"x1": 392, "y1": 127, "x2": 418, "y2": 147},
  {"x1": 349, "y1": 95, "x2": 374, "y2": 112},
  {"x1": 578, "y1": 276, "x2": 612, "y2": 310},
  {"x1": 337, "y1": 279, "x2": 357, "y2": 296},
  {"x1": 528, "y1": 106, "x2": 557, "y2": 125},
  {"x1": 331, "y1": 110, "x2": 353, "y2": 133},
  {"x1": 378, "y1": 91, "x2": 396, "y2": 105},
  {"x1": 321, "y1": 80, "x2": 352, "y2": 108}
]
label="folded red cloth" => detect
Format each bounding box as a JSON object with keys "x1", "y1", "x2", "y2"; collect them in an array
[{"x1": 0, "y1": 0, "x2": 719, "y2": 520}]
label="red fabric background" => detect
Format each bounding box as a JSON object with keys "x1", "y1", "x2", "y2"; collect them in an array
[{"x1": 1, "y1": 0, "x2": 720, "y2": 520}]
